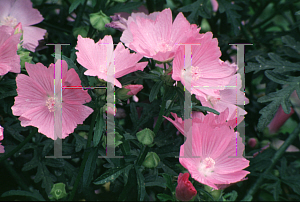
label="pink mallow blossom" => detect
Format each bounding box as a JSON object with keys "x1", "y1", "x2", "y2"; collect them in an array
[
  {"x1": 0, "y1": 25, "x2": 21, "y2": 75},
  {"x1": 0, "y1": 125, "x2": 4, "y2": 153},
  {"x1": 195, "y1": 73, "x2": 249, "y2": 121},
  {"x1": 179, "y1": 121, "x2": 250, "y2": 190},
  {"x1": 75, "y1": 35, "x2": 148, "y2": 88},
  {"x1": 120, "y1": 8, "x2": 201, "y2": 62},
  {"x1": 11, "y1": 60, "x2": 93, "y2": 140},
  {"x1": 124, "y1": 84, "x2": 143, "y2": 95},
  {"x1": 0, "y1": 0, "x2": 46, "y2": 52},
  {"x1": 172, "y1": 32, "x2": 236, "y2": 98}
]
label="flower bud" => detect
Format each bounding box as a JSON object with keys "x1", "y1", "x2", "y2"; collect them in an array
[
  {"x1": 116, "y1": 88, "x2": 131, "y2": 100},
  {"x1": 90, "y1": 10, "x2": 110, "y2": 31},
  {"x1": 176, "y1": 173, "x2": 197, "y2": 201},
  {"x1": 142, "y1": 152, "x2": 160, "y2": 168},
  {"x1": 136, "y1": 128, "x2": 154, "y2": 146},
  {"x1": 49, "y1": 183, "x2": 68, "y2": 200},
  {"x1": 267, "y1": 105, "x2": 294, "y2": 135},
  {"x1": 247, "y1": 138, "x2": 258, "y2": 148}
]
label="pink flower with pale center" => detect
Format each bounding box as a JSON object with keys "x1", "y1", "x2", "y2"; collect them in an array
[
  {"x1": 124, "y1": 84, "x2": 143, "y2": 95},
  {"x1": 172, "y1": 33, "x2": 236, "y2": 98},
  {"x1": 0, "y1": 25, "x2": 21, "y2": 75},
  {"x1": 0, "y1": 0, "x2": 46, "y2": 52},
  {"x1": 179, "y1": 122, "x2": 250, "y2": 190},
  {"x1": 0, "y1": 125, "x2": 4, "y2": 153},
  {"x1": 120, "y1": 8, "x2": 201, "y2": 62},
  {"x1": 11, "y1": 60, "x2": 93, "y2": 140},
  {"x1": 164, "y1": 108, "x2": 243, "y2": 136},
  {"x1": 195, "y1": 73, "x2": 249, "y2": 120},
  {"x1": 75, "y1": 35, "x2": 148, "y2": 88},
  {"x1": 176, "y1": 173, "x2": 197, "y2": 201}
]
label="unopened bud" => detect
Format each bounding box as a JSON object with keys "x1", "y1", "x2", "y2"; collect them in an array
[
  {"x1": 136, "y1": 128, "x2": 154, "y2": 146},
  {"x1": 49, "y1": 183, "x2": 68, "y2": 200},
  {"x1": 142, "y1": 152, "x2": 160, "y2": 168},
  {"x1": 90, "y1": 10, "x2": 110, "y2": 31}
]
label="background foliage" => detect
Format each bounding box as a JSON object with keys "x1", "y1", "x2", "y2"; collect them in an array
[{"x1": 1, "y1": 0, "x2": 300, "y2": 201}]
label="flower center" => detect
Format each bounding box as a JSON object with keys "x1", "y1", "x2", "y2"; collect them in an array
[
  {"x1": 157, "y1": 42, "x2": 172, "y2": 53},
  {"x1": 198, "y1": 157, "x2": 215, "y2": 177},
  {"x1": 181, "y1": 66, "x2": 202, "y2": 84},
  {"x1": 46, "y1": 97, "x2": 56, "y2": 112},
  {"x1": 207, "y1": 95, "x2": 221, "y2": 107},
  {"x1": 0, "y1": 16, "x2": 18, "y2": 27}
]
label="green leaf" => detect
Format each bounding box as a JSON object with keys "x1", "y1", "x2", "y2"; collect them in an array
[
  {"x1": 74, "y1": 133, "x2": 87, "y2": 152},
  {"x1": 178, "y1": 0, "x2": 211, "y2": 23},
  {"x1": 94, "y1": 164, "x2": 133, "y2": 185},
  {"x1": 134, "y1": 70, "x2": 159, "y2": 80},
  {"x1": 69, "y1": 0, "x2": 85, "y2": 14},
  {"x1": 44, "y1": 158, "x2": 65, "y2": 168},
  {"x1": 150, "y1": 81, "x2": 163, "y2": 102},
  {"x1": 192, "y1": 105, "x2": 220, "y2": 115},
  {"x1": 135, "y1": 165, "x2": 146, "y2": 201},
  {"x1": 223, "y1": 190, "x2": 238, "y2": 201},
  {"x1": 282, "y1": 35, "x2": 300, "y2": 53},
  {"x1": 157, "y1": 193, "x2": 174, "y2": 201},
  {"x1": 245, "y1": 53, "x2": 300, "y2": 74},
  {"x1": 145, "y1": 176, "x2": 166, "y2": 188},
  {"x1": 93, "y1": 108, "x2": 105, "y2": 147},
  {"x1": 106, "y1": 2, "x2": 144, "y2": 15},
  {"x1": 265, "y1": 70, "x2": 300, "y2": 85},
  {"x1": 83, "y1": 147, "x2": 98, "y2": 188},
  {"x1": 162, "y1": 173, "x2": 175, "y2": 192},
  {"x1": 0, "y1": 90, "x2": 17, "y2": 100},
  {"x1": 257, "y1": 85, "x2": 296, "y2": 131},
  {"x1": 123, "y1": 163, "x2": 133, "y2": 185},
  {"x1": 218, "y1": 0, "x2": 243, "y2": 35},
  {"x1": 22, "y1": 151, "x2": 39, "y2": 171},
  {"x1": 34, "y1": 162, "x2": 57, "y2": 194},
  {"x1": 129, "y1": 102, "x2": 139, "y2": 128},
  {"x1": 1, "y1": 190, "x2": 45, "y2": 201}
]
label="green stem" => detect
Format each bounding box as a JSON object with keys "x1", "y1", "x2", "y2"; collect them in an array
[
  {"x1": 73, "y1": 0, "x2": 88, "y2": 29},
  {"x1": 0, "y1": 128, "x2": 37, "y2": 164},
  {"x1": 136, "y1": 85, "x2": 168, "y2": 166},
  {"x1": 68, "y1": 109, "x2": 98, "y2": 201},
  {"x1": 242, "y1": 123, "x2": 300, "y2": 201},
  {"x1": 164, "y1": 63, "x2": 167, "y2": 73}
]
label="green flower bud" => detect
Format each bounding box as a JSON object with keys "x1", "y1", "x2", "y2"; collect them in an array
[
  {"x1": 90, "y1": 10, "x2": 110, "y2": 31},
  {"x1": 142, "y1": 152, "x2": 160, "y2": 168},
  {"x1": 204, "y1": 185, "x2": 222, "y2": 200},
  {"x1": 136, "y1": 128, "x2": 155, "y2": 146},
  {"x1": 116, "y1": 88, "x2": 131, "y2": 100},
  {"x1": 49, "y1": 183, "x2": 68, "y2": 200},
  {"x1": 73, "y1": 26, "x2": 89, "y2": 38}
]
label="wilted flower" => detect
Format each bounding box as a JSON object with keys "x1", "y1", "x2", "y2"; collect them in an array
[
  {"x1": 0, "y1": 25, "x2": 21, "y2": 76},
  {"x1": 75, "y1": 35, "x2": 148, "y2": 88},
  {"x1": 11, "y1": 60, "x2": 93, "y2": 140},
  {"x1": 179, "y1": 122, "x2": 249, "y2": 190},
  {"x1": 0, "y1": 0, "x2": 46, "y2": 51},
  {"x1": 120, "y1": 8, "x2": 201, "y2": 62},
  {"x1": 176, "y1": 173, "x2": 197, "y2": 201}
]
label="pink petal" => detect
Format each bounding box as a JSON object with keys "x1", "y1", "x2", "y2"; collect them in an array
[
  {"x1": 22, "y1": 26, "x2": 46, "y2": 52},
  {"x1": 9, "y1": 0, "x2": 44, "y2": 26}
]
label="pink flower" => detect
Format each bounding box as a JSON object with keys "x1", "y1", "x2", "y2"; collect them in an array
[
  {"x1": 172, "y1": 33, "x2": 236, "y2": 98},
  {"x1": 164, "y1": 108, "x2": 243, "y2": 136},
  {"x1": 11, "y1": 60, "x2": 93, "y2": 140},
  {"x1": 75, "y1": 35, "x2": 148, "y2": 88},
  {"x1": 195, "y1": 73, "x2": 249, "y2": 120},
  {"x1": 124, "y1": 84, "x2": 143, "y2": 95},
  {"x1": 0, "y1": 0, "x2": 46, "y2": 51},
  {"x1": 179, "y1": 122, "x2": 249, "y2": 190},
  {"x1": 210, "y1": 0, "x2": 219, "y2": 12},
  {"x1": 0, "y1": 125, "x2": 4, "y2": 153},
  {"x1": 176, "y1": 173, "x2": 197, "y2": 201},
  {"x1": 120, "y1": 8, "x2": 201, "y2": 62},
  {"x1": 267, "y1": 105, "x2": 294, "y2": 134},
  {"x1": 0, "y1": 25, "x2": 21, "y2": 76}
]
